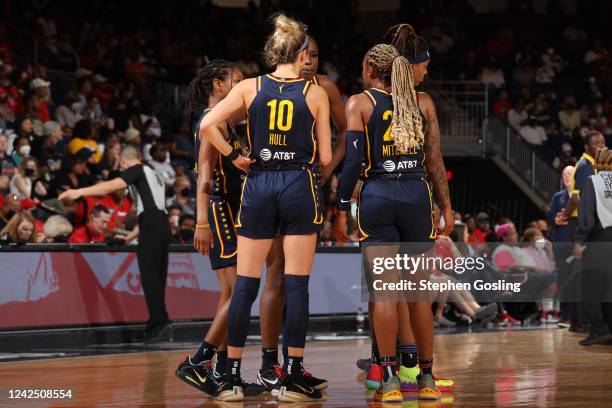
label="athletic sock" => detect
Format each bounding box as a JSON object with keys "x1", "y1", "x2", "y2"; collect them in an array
[
  {"x1": 261, "y1": 347, "x2": 279, "y2": 373},
  {"x1": 215, "y1": 351, "x2": 227, "y2": 376},
  {"x1": 225, "y1": 358, "x2": 241, "y2": 383},
  {"x1": 192, "y1": 341, "x2": 216, "y2": 364},
  {"x1": 286, "y1": 356, "x2": 304, "y2": 381},
  {"x1": 371, "y1": 342, "x2": 380, "y2": 365},
  {"x1": 398, "y1": 343, "x2": 418, "y2": 368},
  {"x1": 419, "y1": 358, "x2": 433, "y2": 376},
  {"x1": 380, "y1": 356, "x2": 397, "y2": 381}
]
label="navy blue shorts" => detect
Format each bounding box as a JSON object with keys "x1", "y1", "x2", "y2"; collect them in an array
[
  {"x1": 236, "y1": 168, "x2": 323, "y2": 239},
  {"x1": 358, "y1": 178, "x2": 436, "y2": 246},
  {"x1": 208, "y1": 197, "x2": 239, "y2": 270}
]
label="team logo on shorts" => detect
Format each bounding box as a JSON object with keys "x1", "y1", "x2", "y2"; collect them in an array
[
  {"x1": 383, "y1": 160, "x2": 396, "y2": 172},
  {"x1": 260, "y1": 148, "x2": 272, "y2": 161}
]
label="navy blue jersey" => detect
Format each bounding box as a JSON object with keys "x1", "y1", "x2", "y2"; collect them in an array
[
  {"x1": 247, "y1": 74, "x2": 316, "y2": 167},
  {"x1": 194, "y1": 109, "x2": 244, "y2": 198},
  {"x1": 362, "y1": 88, "x2": 428, "y2": 178}
]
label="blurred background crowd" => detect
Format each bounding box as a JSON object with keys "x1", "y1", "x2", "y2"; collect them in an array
[{"x1": 0, "y1": 0, "x2": 610, "y2": 329}]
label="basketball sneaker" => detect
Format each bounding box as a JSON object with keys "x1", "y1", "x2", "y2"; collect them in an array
[
  {"x1": 175, "y1": 357, "x2": 216, "y2": 395},
  {"x1": 365, "y1": 363, "x2": 383, "y2": 390},
  {"x1": 257, "y1": 363, "x2": 286, "y2": 396},
  {"x1": 432, "y1": 373, "x2": 455, "y2": 391},
  {"x1": 398, "y1": 366, "x2": 419, "y2": 392},
  {"x1": 398, "y1": 366, "x2": 455, "y2": 392},
  {"x1": 302, "y1": 367, "x2": 328, "y2": 390},
  {"x1": 214, "y1": 377, "x2": 244, "y2": 401},
  {"x1": 373, "y1": 376, "x2": 403, "y2": 403},
  {"x1": 239, "y1": 378, "x2": 267, "y2": 396},
  {"x1": 277, "y1": 376, "x2": 323, "y2": 402},
  {"x1": 417, "y1": 373, "x2": 440, "y2": 400}
]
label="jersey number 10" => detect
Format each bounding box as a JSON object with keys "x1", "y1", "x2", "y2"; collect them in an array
[{"x1": 267, "y1": 99, "x2": 294, "y2": 132}]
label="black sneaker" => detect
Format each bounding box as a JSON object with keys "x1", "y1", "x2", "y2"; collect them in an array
[
  {"x1": 143, "y1": 323, "x2": 171, "y2": 343},
  {"x1": 579, "y1": 333, "x2": 612, "y2": 346},
  {"x1": 278, "y1": 376, "x2": 323, "y2": 402},
  {"x1": 214, "y1": 377, "x2": 244, "y2": 401},
  {"x1": 302, "y1": 367, "x2": 328, "y2": 391},
  {"x1": 239, "y1": 378, "x2": 268, "y2": 396},
  {"x1": 175, "y1": 357, "x2": 216, "y2": 395},
  {"x1": 256, "y1": 363, "x2": 286, "y2": 396}
]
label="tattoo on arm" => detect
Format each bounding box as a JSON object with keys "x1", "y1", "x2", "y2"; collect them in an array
[{"x1": 424, "y1": 113, "x2": 451, "y2": 210}]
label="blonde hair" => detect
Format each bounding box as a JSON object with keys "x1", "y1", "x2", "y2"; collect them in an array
[
  {"x1": 0, "y1": 211, "x2": 36, "y2": 243},
  {"x1": 366, "y1": 44, "x2": 424, "y2": 151},
  {"x1": 263, "y1": 14, "x2": 308, "y2": 67},
  {"x1": 595, "y1": 147, "x2": 612, "y2": 171}
]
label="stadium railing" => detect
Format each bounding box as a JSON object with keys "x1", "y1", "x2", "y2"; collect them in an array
[{"x1": 485, "y1": 117, "x2": 561, "y2": 202}]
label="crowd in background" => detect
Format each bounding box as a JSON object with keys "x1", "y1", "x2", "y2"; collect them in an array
[{"x1": 0, "y1": 1, "x2": 610, "y2": 331}]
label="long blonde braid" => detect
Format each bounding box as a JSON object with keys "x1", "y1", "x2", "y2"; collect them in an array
[
  {"x1": 366, "y1": 44, "x2": 424, "y2": 151},
  {"x1": 595, "y1": 147, "x2": 612, "y2": 171}
]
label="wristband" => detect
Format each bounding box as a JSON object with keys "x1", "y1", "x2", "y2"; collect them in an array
[
  {"x1": 225, "y1": 148, "x2": 240, "y2": 161},
  {"x1": 195, "y1": 223, "x2": 210, "y2": 230}
]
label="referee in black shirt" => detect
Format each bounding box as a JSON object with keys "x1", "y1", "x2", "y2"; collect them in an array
[{"x1": 60, "y1": 145, "x2": 171, "y2": 343}]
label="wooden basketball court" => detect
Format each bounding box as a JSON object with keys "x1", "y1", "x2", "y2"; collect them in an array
[{"x1": 1, "y1": 328, "x2": 611, "y2": 407}]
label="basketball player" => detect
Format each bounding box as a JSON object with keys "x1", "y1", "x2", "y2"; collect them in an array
[
  {"x1": 199, "y1": 14, "x2": 332, "y2": 402},
  {"x1": 255, "y1": 35, "x2": 346, "y2": 395},
  {"x1": 174, "y1": 60, "x2": 264, "y2": 397},
  {"x1": 336, "y1": 39, "x2": 452, "y2": 401},
  {"x1": 59, "y1": 146, "x2": 172, "y2": 343},
  {"x1": 353, "y1": 24, "x2": 455, "y2": 396}
]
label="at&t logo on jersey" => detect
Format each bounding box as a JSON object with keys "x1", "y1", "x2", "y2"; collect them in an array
[
  {"x1": 383, "y1": 160, "x2": 396, "y2": 172},
  {"x1": 259, "y1": 148, "x2": 296, "y2": 162},
  {"x1": 260, "y1": 148, "x2": 272, "y2": 161},
  {"x1": 383, "y1": 160, "x2": 418, "y2": 172}
]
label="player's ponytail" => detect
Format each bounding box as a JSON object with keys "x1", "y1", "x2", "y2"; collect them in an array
[
  {"x1": 390, "y1": 54, "x2": 424, "y2": 151},
  {"x1": 263, "y1": 13, "x2": 309, "y2": 67},
  {"x1": 366, "y1": 44, "x2": 424, "y2": 151},
  {"x1": 187, "y1": 59, "x2": 236, "y2": 112}
]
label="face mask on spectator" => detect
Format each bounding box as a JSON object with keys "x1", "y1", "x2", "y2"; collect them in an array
[
  {"x1": 179, "y1": 228, "x2": 193, "y2": 242},
  {"x1": 535, "y1": 238, "x2": 546, "y2": 249},
  {"x1": 170, "y1": 215, "x2": 179, "y2": 227},
  {"x1": 19, "y1": 145, "x2": 31, "y2": 156},
  {"x1": 24, "y1": 168, "x2": 35, "y2": 177},
  {"x1": 180, "y1": 187, "x2": 191, "y2": 197}
]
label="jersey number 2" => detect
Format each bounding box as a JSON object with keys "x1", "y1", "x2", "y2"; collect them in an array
[
  {"x1": 382, "y1": 110, "x2": 393, "y2": 142},
  {"x1": 267, "y1": 99, "x2": 294, "y2": 132}
]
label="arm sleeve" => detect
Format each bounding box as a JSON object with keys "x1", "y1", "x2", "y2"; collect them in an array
[
  {"x1": 336, "y1": 130, "x2": 364, "y2": 211},
  {"x1": 576, "y1": 179, "x2": 596, "y2": 244},
  {"x1": 119, "y1": 165, "x2": 142, "y2": 186}
]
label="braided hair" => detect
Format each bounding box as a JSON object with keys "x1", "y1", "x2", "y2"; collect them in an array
[
  {"x1": 595, "y1": 147, "x2": 612, "y2": 171},
  {"x1": 366, "y1": 44, "x2": 424, "y2": 151},
  {"x1": 187, "y1": 59, "x2": 237, "y2": 112},
  {"x1": 384, "y1": 23, "x2": 430, "y2": 63}
]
